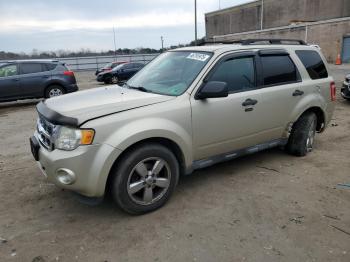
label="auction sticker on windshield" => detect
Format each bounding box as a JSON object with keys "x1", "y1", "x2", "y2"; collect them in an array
[{"x1": 186, "y1": 53, "x2": 210, "y2": 62}]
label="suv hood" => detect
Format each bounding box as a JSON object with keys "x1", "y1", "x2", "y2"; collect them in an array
[{"x1": 40, "y1": 85, "x2": 175, "y2": 126}]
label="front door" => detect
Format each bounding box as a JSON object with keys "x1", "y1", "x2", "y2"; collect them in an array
[
  {"x1": 191, "y1": 52, "x2": 264, "y2": 160},
  {"x1": 0, "y1": 63, "x2": 20, "y2": 100}
]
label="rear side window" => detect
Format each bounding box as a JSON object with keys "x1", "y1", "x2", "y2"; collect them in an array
[
  {"x1": 44, "y1": 63, "x2": 57, "y2": 71},
  {"x1": 20, "y1": 63, "x2": 44, "y2": 74},
  {"x1": 210, "y1": 56, "x2": 256, "y2": 93},
  {"x1": 295, "y1": 50, "x2": 328, "y2": 79},
  {"x1": 261, "y1": 55, "x2": 299, "y2": 86}
]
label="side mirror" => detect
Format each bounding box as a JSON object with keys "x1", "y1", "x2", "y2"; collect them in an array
[{"x1": 195, "y1": 81, "x2": 228, "y2": 100}]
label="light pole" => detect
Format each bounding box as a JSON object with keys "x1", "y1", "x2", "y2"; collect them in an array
[
  {"x1": 113, "y1": 26, "x2": 117, "y2": 59},
  {"x1": 219, "y1": 0, "x2": 221, "y2": 9},
  {"x1": 194, "y1": 0, "x2": 198, "y2": 46},
  {"x1": 161, "y1": 36, "x2": 164, "y2": 52},
  {"x1": 260, "y1": 0, "x2": 264, "y2": 30}
]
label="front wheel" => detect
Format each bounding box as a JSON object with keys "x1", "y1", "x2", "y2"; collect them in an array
[
  {"x1": 111, "y1": 143, "x2": 179, "y2": 214},
  {"x1": 286, "y1": 112, "x2": 317, "y2": 157}
]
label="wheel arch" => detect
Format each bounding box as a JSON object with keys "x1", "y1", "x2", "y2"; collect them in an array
[
  {"x1": 295, "y1": 106, "x2": 326, "y2": 132},
  {"x1": 105, "y1": 137, "x2": 188, "y2": 195}
]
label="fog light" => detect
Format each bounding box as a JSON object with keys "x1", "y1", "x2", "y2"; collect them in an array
[{"x1": 56, "y1": 168, "x2": 76, "y2": 185}]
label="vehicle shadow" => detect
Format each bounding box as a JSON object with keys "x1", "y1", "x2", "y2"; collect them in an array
[{"x1": 58, "y1": 147, "x2": 287, "y2": 219}]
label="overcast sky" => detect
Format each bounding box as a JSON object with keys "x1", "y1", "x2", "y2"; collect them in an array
[{"x1": 0, "y1": 0, "x2": 252, "y2": 53}]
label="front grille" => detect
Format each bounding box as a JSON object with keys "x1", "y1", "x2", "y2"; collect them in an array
[{"x1": 37, "y1": 116, "x2": 56, "y2": 151}]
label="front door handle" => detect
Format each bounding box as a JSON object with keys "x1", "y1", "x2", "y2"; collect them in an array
[
  {"x1": 242, "y1": 98, "x2": 258, "y2": 107},
  {"x1": 292, "y1": 90, "x2": 304, "y2": 96},
  {"x1": 12, "y1": 78, "x2": 19, "y2": 82}
]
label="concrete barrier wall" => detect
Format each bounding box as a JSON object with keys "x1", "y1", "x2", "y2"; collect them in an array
[
  {"x1": 206, "y1": 0, "x2": 350, "y2": 38},
  {"x1": 213, "y1": 19, "x2": 350, "y2": 63}
]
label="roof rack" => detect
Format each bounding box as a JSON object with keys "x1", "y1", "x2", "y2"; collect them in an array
[{"x1": 199, "y1": 38, "x2": 307, "y2": 46}]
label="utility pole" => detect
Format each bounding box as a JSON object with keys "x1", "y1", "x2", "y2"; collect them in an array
[
  {"x1": 219, "y1": 0, "x2": 221, "y2": 9},
  {"x1": 194, "y1": 0, "x2": 198, "y2": 46},
  {"x1": 260, "y1": 0, "x2": 264, "y2": 30},
  {"x1": 161, "y1": 36, "x2": 164, "y2": 52},
  {"x1": 113, "y1": 26, "x2": 117, "y2": 59}
]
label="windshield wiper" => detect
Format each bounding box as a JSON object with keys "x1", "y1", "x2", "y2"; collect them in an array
[{"x1": 124, "y1": 83, "x2": 149, "y2": 93}]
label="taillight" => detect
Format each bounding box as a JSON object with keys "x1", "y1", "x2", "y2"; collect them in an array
[
  {"x1": 330, "y1": 81, "x2": 336, "y2": 101},
  {"x1": 63, "y1": 71, "x2": 74, "y2": 77}
]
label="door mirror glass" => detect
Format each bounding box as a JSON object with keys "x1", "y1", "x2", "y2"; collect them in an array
[{"x1": 196, "y1": 81, "x2": 228, "y2": 99}]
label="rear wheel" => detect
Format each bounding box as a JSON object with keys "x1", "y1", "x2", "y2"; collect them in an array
[
  {"x1": 111, "y1": 143, "x2": 179, "y2": 214},
  {"x1": 45, "y1": 85, "x2": 65, "y2": 98},
  {"x1": 286, "y1": 112, "x2": 317, "y2": 157}
]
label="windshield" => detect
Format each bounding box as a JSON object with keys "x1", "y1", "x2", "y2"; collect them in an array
[{"x1": 127, "y1": 51, "x2": 213, "y2": 96}]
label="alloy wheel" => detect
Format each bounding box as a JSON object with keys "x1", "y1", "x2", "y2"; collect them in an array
[{"x1": 127, "y1": 157, "x2": 171, "y2": 205}]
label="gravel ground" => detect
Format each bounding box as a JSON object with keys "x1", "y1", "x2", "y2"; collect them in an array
[{"x1": 0, "y1": 68, "x2": 349, "y2": 262}]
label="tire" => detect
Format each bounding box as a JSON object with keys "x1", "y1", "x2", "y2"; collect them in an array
[
  {"x1": 45, "y1": 85, "x2": 65, "y2": 98},
  {"x1": 111, "y1": 76, "x2": 119, "y2": 84},
  {"x1": 111, "y1": 143, "x2": 179, "y2": 215},
  {"x1": 286, "y1": 112, "x2": 317, "y2": 157}
]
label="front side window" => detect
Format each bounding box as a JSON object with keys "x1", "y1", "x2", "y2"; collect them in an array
[
  {"x1": 295, "y1": 50, "x2": 328, "y2": 80},
  {"x1": 209, "y1": 56, "x2": 255, "y2": 93},
  {"x1": 0, "y1": 64, "x2": 18, "y2": 77},
  {"x1": 20, "y1": 63, "x2": 43, "y2": 74},
  {"x1": 127, "y1": 51, "x2": 213, "y2": 96},
  {"x1": 261, "y1": 55, "x2": 299, "y2": 86}
]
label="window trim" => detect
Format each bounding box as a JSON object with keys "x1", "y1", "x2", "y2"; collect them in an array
[
  {"x1": 197, "y1": 51, "x2": 259, "y2": 96},
  {"x1": 257, "y1": 52, "x2": 302, "y2": 88}
]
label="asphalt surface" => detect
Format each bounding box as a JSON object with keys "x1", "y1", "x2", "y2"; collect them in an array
[{"x1": 0, "y1": 68, "x2": 349, "y2": 262}]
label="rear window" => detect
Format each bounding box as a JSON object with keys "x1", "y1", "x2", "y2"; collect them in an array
[
  {"x1": 20, "y1": 63, "x2": 44, "y2": 74},
  {"x1": 261, "y1": 55, "x2": 299, "y2": 86},
  {"x1": 295, "y1": 50, "x2": 328, "y2": 79}
]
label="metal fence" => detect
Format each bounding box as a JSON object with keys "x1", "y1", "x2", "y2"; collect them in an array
[
  {"x1": 59, "y1": 54, "x2": 159, "y2": 71},
  {"x1": 0, "y1": 53, "x2": 159, "y2": 71}
]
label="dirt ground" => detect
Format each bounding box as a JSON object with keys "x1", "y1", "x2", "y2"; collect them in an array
[{"x1": 0, "y1": 68, "x2": 350, "y2": 262}]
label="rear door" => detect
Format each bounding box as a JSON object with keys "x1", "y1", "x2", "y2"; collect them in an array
[
  {"x1": 18, "y1": 63, "x2": 51, "y2": 97},
  {"x1": 0, "y1": 63, "x2": 20, "y2": 100},
  {"x1": 252, "y1": 50, "x2": 304, "y2": 139}
]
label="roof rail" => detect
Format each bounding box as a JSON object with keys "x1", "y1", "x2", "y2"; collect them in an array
[
  {"x1": 199, "y1": 38, "x2": 307, "y2": 46},
  {"x1": 234, "y1": 39, "x2": 307, "y2": 45}
]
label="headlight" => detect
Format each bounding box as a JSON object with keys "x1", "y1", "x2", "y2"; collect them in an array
[{"x1": 54, "y1": 126, "x2": 95, "y2": 151}]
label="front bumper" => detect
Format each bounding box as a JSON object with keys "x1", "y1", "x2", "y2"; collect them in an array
[
  {"x1": 341, "y1": 82, "x2": 350, "y2": 99},
  {"x1": 31, "y1": 134, "x2": 122, "y2": 197}
]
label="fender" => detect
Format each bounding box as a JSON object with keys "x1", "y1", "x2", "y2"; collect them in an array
[
  {"x1": 288, "y1": 91, "x2": 326, "y2": 128},
  {"x1": 102, "y1": 117, "x2": 193, "y2": 170}
]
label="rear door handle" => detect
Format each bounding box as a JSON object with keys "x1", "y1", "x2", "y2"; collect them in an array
[
  {"x1": 12, "y1": 78, "x2": 19, "y2": 82},
  {"x1": 242, "y1": 98, "x2": 258, "y2": 106},
  {"x1": 292, "y1": 90, "x2": 304, "y2": 96}
]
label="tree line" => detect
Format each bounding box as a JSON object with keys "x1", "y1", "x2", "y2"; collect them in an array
[{"x1": 0, "y1": 38, "x2": 206, "y2": 60}]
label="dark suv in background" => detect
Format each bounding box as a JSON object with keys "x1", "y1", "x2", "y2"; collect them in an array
[
  {"x1": 0, "y1": 60, "x2": 78, "y2": 102},
  {"x1": 97, "y1": 62, "x2": 144, "y2": 84}
]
